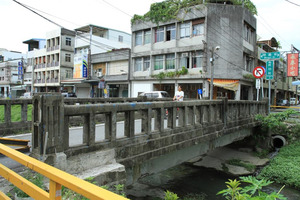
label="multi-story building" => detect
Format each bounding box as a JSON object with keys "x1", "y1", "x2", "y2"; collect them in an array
[
  {"x1": 91, "y1": 48, "x2": 130, "y2": 97},
  {"x1": 32, "y1": 28, "x2": 75, "y2": 93},
  {"x1": 61, "y1": 25, "x2": 131, "y2": 97},
  {"x1": 23, "y1": 38, "x2": 46, "y2": 92},
  {"x1": 131, "y1": 1, "x2": 257, "y2": 100},
  {"x1": 0, "y1": 61, "x2": 21, "y2": 98},
  {"x1": 0, "y1": 49, "x2": 25, "y2": 98}
]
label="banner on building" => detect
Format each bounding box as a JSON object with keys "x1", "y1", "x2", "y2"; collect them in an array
[
  {"x1": 287, "y1": 53, "x2": 299, "y2": 77},
  {"x1": 74, "y1": 52, "x2": 88, "y2": 78}
]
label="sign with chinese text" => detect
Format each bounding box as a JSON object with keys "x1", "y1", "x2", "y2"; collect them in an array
[
  {"x1": 266, "y1": 61, "x2": 274, "y2": 80},
  {"x1": 287, "y1": 53, "x2": 299, "y2": 77},
  {"x1": 260, "y1": 52, "x2": 280, "y2": 60},
  {"x1": 74, "y1": 53, "x2": 88, "y2": 78},
  {"x1": 18, "y1": 61, "x2": 23, "y2": 80}
]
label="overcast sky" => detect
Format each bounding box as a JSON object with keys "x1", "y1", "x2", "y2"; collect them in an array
[{"x1": 1, "y1": 0, "x2": 299, "y2": 53}]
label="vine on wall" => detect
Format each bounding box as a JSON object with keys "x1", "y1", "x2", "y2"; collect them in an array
[{"x1": 131, "y1": 0, "x2": 257, "y2": 25}]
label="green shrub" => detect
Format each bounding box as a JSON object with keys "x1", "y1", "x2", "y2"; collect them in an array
[
  {"x1": 217, "y1": 176, "x2": 286, "y2": 200},
  {"x1": 258, "y1": 141, "x2": 300, "y2": 189},
  {"x1": 164, "y1": 190, "x2": 179, "y2": 200}
]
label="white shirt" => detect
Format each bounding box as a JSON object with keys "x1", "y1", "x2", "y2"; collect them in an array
[{"x1": 174, "y1": 91, "x2": 184, "y2": 101}]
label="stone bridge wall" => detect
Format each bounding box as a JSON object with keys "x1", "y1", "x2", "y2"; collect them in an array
[
  {"x1": 31, "y1": 94, "x2": 268, "y2": 180},
  {"x1": 0, "y1": 94, "x2": 168, "y2": 135}
]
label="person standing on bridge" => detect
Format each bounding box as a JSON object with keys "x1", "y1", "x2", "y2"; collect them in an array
[
  {"x1": 173, "y1": 85, "x2": 184, "y2": 101},
  {"x1": 173, "y1": 85, "x2": 184, "y2": 118}
]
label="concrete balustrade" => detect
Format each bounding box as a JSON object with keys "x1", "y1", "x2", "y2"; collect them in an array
[
  {"x1": 28, "y1": 93, "x2": 268, "y2": 185},
  {"x1": 31, "y1": 94, "x2": 268, "y2": 158},
  {"x1": 0, "y1": 99, "x2": 32, "y2": 135}
]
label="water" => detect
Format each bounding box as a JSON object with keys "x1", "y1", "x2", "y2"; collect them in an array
[{"x1": 127, "y1": 164, "x2": 300, "y2": 200}]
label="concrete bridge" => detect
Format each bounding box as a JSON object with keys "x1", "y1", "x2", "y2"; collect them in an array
[{"x1": 30, "y1": 94, "x2": 268, "y2": 186}]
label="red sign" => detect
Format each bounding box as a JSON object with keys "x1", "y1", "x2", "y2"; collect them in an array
[
  {"x1": 287, "y1": 53, "x2": 299, "y2": 77},
  {"x1": 253, "y1": 66, "x2": 265, "y2": 78}
]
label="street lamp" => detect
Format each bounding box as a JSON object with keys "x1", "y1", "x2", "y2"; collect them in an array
[{"x1": 210, "y1": 46, "x2": 220, "y2": 100}]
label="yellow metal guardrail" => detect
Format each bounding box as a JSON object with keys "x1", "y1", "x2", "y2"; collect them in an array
[
  {"x1": 0, "y1": 137, "x2": 30, "y2": 153},
  {"x1": 0, "y1": 144, "x2": 128, "y2": 200},
  {"x1": 270, "y1": 105, "x2": 300, "y2": 109}
]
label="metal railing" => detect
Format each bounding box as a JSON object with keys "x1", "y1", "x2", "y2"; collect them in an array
[{"x1": 0, "y1": 143, "x2": 128, "y2": 200}]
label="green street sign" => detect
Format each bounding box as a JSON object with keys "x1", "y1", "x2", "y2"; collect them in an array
[
  {"x1": 266, "y1": 60, "x2": 274, "y2": 80},
  {"x1": 260, "y1": 52, "x2": 280, "y2": 60}
]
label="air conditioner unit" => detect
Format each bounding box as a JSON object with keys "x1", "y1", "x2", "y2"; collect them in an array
[
  {"x1": 182, "y1": 53, "x2": 188, "y2": 57},
  {"x1": 97, "y1": 72, "x2": 102, "y2": 77}
]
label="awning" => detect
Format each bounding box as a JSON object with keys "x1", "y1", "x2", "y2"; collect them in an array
[{"x1": 208, "y1": 79, "x2": 239, "y2": 91}]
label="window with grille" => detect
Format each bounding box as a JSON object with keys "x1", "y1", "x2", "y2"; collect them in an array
[
  {"x1": 134, "y1": 58, "x2": 142, "y2": 71},
  {"x1": 144, "y1": 30, "x2": 151, "y2": 44},
  {"x1": 135, "y1": 31, "x2": 142, "y2": 46},
  {"x1": 66, "y1": 37, "x2": 71, "y2": 46},
  {"x1": 192, "y1": 51, "x2": 203, "y2": 68},
  {"x1": 154, "y1": 55, "x2": 164, "y2": 70},
  {"x1": 143, "y1": 56, "x2": 150, "y2": 71},
  {"x1": 155, "y1": 27, "x2": 164, "y2": 42},
  {"x1": 65, "y1": 54, "x2": 71, "y2": 62},
  {"x1": 192, "y1": 19, "x2": 205, "y2": 36},
  {"x1": 180, "y1": 22, "x2": 190, "y2": 38},
  {"x1": 166, "y1": 24, "x2": 176, "y2": 41},
  {"x1": 166, "y1": 54, "x2": 175, "y2": 69}
]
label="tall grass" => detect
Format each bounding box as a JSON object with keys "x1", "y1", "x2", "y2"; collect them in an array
[{"x1": 0, "y1": 105, "x2": 32, "y2": 122}]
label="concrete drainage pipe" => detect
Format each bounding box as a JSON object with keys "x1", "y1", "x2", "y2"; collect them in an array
[{"x1": 272, "y1": 135, "x2": 286, "y2": 148}]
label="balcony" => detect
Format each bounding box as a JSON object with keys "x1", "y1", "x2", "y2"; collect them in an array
[{"x1": 46, "y1": 45, "x2": 60, "y2": 52}]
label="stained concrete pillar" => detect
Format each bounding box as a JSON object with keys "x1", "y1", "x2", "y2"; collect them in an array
[{"x1": 31, "y1": 93, "x2": 64, "y2": 158}]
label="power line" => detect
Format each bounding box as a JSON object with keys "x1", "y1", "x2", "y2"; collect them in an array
[
  {"x1": 285, "y1": 0, "x2": 300, "y2": 7},
  {"x1": 12, "y1": 0, "x2": 65, "y2": 28}
]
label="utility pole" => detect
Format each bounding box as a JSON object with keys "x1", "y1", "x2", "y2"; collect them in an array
[{"x1": 210, "y1": 46, "x2": 220, "y2": 100}]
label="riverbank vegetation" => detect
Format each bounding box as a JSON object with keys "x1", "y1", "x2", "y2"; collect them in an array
[
  {"x1": 254, "y1": 109, "x2": 300, "y2": 190},
  {"x1": 258, "y1": 140, "x2": 300, "y2": 190}
]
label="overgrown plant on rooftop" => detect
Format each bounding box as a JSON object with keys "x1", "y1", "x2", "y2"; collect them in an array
[{"x1": 131, "y1": 0, "x2": 257, "y2": 25}]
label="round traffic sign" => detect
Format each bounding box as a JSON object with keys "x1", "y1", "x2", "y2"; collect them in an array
[{"x1": 253, "y1": 66, "x2": 265, "y2": 78}]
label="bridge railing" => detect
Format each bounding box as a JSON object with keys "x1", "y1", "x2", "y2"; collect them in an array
[
  {"x1": 31, "y1": 94, "x2": 268, "y2": 157},
  {"x1": 0, "y1": 95, "x2": 171, "y2": 135},
  {"x1": 0, "y1": 143, "x2": 128, "y2": 200},
  {"x1": 0, "y1": 99, "x2": 32, "y2": 135}
]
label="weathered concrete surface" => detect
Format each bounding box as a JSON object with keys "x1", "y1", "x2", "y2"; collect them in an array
[
  {"x1": 194, "y1": 147, "x2": 269, "y2": 175},
  {"x1": 43, "y1": 149, "x2": 126, "y2": 187}
]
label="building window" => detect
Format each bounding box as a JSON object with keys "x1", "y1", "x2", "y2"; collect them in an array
[
  {"x1": 166, "y1": 54, "x2": 175, "y2": 69},
  {"x1": 154, "y1": 55, "x2": 164, "y2": 70},
  {"x1": 135, "y1": 31, "x2": 142, "y2": 46},
  {"x1": 65, "y1": 54, "x2": 71, "y2": 62},
  {"x1": 244, "y1": 54, "x2": 253, "y2": 72},
  {"x1": 166, "y1": 24, "x2": 176, "y2": 41},
  {"x1": 155, "y1": 27, "x2": 164, "y2": 43},
  {"x1": 64, "y1": 70, "x2": 71, "y2": 79},
  {"x1": 143, "y1": 56, "x2": 150, "y2": 71},
  {"x1": 118, "y1": 35, "x2": 123, "y2": 42},
  {"x1": 180, "y1": 22, "x2": 190, "y2": 38},
  {"x1": 144, "y1": 30, "x2": 151, "y2": 44},
  {"x1": 192, "y1": 19, "x2": 205, "y2": 36},
  {"x1": 192, "y1": 51, "x2": 203, "y2": 68},
  {"x1": 180, "y1": 52, "x2": 190, "y2": 68},
  {"x1": 66, "y1": 37, "x2": 71, "y2": 46},
  {"x1": 244, "y1": 23, "x2": 254, "y2": 44},
  {"x1": 134, "y1": 58, "x2": 142, "y2": 71}
]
